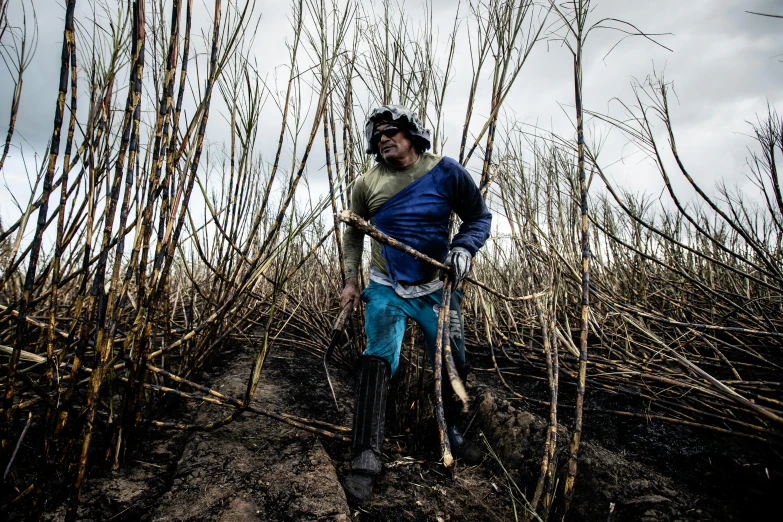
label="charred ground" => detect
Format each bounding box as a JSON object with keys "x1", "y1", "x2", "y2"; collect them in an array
[{"x1": 17, "y1": 333, "x2": 779, "y2": 522}]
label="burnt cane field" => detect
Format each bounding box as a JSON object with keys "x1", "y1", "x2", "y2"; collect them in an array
[{"x1": 0, "y1": 1, "x2": 781, "y2": 521}]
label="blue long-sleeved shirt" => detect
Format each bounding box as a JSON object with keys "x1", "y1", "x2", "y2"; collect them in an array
[{"x1": 342, "y1": 153, "x2": 491, "y2": 285}]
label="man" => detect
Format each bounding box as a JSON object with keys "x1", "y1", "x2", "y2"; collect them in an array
[{"x1": 340, "y1": 105, "x2": 491, "y2": 504}]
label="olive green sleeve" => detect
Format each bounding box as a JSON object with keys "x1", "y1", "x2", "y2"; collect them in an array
[{"x1": 342, "y1": 179, "x2": 368, "y2": 279}]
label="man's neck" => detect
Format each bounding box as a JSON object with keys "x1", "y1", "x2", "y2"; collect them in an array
[{"x1": 385, "y1": 152, "x2": 420, "y2": 171}]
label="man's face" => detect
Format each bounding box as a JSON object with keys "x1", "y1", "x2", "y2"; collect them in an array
[{"x1": 374, "y1": 123, "x2": 417, "y2": 165}]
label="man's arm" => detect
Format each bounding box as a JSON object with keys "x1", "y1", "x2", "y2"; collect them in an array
[
  {"x1": 343, "y1": 225, "x2": 364, "y2": 281},
  {"x1": 341, "y1": 226, "x2": 363, "y2": 308},
  {"x1": 447, "y1": 162, "x2": 492, "y2": 256},
  {"x1": 341, "y1": 180, "x2": 368, "y2": 308}
]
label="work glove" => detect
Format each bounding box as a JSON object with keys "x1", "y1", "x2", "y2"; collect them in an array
[{"x1": 442, "y1": 247, "x2": 471, "y2": 288}]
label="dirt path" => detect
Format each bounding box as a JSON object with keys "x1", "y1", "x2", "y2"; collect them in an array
[
  {"x1": 148, "y1": 348, "x2": 351, "y2": 521},
  {"x1": 43, "y1": 348, "x2": 350, "y2": 522}
]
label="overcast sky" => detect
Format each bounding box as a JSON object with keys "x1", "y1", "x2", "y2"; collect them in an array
[{"x1": 1, "y1": 0, "x2": 782, "y2": 228}]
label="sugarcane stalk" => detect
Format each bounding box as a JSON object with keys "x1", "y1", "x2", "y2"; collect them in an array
[
  {"x1": 435, "y1": 281, "x2": 454, "y2": 468},
  {"x1": 2, "y1": 0, "x2": 76, "y2": 475},
  {"x1": 559, "y1": 1, "x2": 590, "y2": 516},
  {"x1": 41, "y1": 0, "x2": 80, "y2": 473},
  {"x1": 543, "y1": 297, "x2": 560, "y2": 514},
  {"x1": 328, "y1": 94, "x2": 347, "y2": 212},
  {"x1": 3, "y1": 411, "x2": 31, "y2": 481},
  {"x1": 65, "y1": 2, "x2": 149, "y2": 516},
  {"x1": 337, "y1": 210, "x2": 546, "y2": 303},
  {"x1": 324, "y1": 99, "x2": 346, "y2": 284},
  {"x1": 443, "y1": 332, "x2": 469, "y2": 411}
]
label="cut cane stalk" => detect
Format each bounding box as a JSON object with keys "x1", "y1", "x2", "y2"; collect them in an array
[
  {"x1": 443, "y1": 340, "x2": 469, "y2": 412},
  {"x1": 338, "y1": 210, "x2": 546, "y2": 303},
  {"x1": 434, "y1": 281, "x2": 454, "y2": 468}
]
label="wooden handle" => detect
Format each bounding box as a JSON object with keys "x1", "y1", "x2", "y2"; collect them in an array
[{"x1": 333, "y1": 301, "x2": 353, "y2": 331}]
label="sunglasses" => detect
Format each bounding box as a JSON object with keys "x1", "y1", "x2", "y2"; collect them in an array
[{"x1": 372, "y1": 125, "x2": 402, "y2": 143}]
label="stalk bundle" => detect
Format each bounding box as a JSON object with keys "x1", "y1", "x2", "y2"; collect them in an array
[{"x1": 0, "y1": 0, "x2": 354, "y2": 517}]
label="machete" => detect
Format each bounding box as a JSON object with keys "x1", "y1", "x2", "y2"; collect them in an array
[{"x1": 323, "y1": 302, "x2": 353, "y2": 410}]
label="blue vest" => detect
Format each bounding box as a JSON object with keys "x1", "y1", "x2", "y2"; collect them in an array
[{"x1": 371, "y1": 157, "x2": 491, "y2": 285}]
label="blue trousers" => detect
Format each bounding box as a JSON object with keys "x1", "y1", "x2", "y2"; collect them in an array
[{"x1": 360, "y1": 281, "x2": 467, "y2": 376}]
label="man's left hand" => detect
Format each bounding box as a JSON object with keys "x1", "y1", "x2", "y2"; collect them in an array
[{"x1": 442, "y1": 247, "x2": 471, "y2": 288}]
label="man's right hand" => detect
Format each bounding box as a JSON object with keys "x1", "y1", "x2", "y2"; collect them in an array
[{"x1": 340, "y1": 277, "x2": 361, "y2": 309}]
